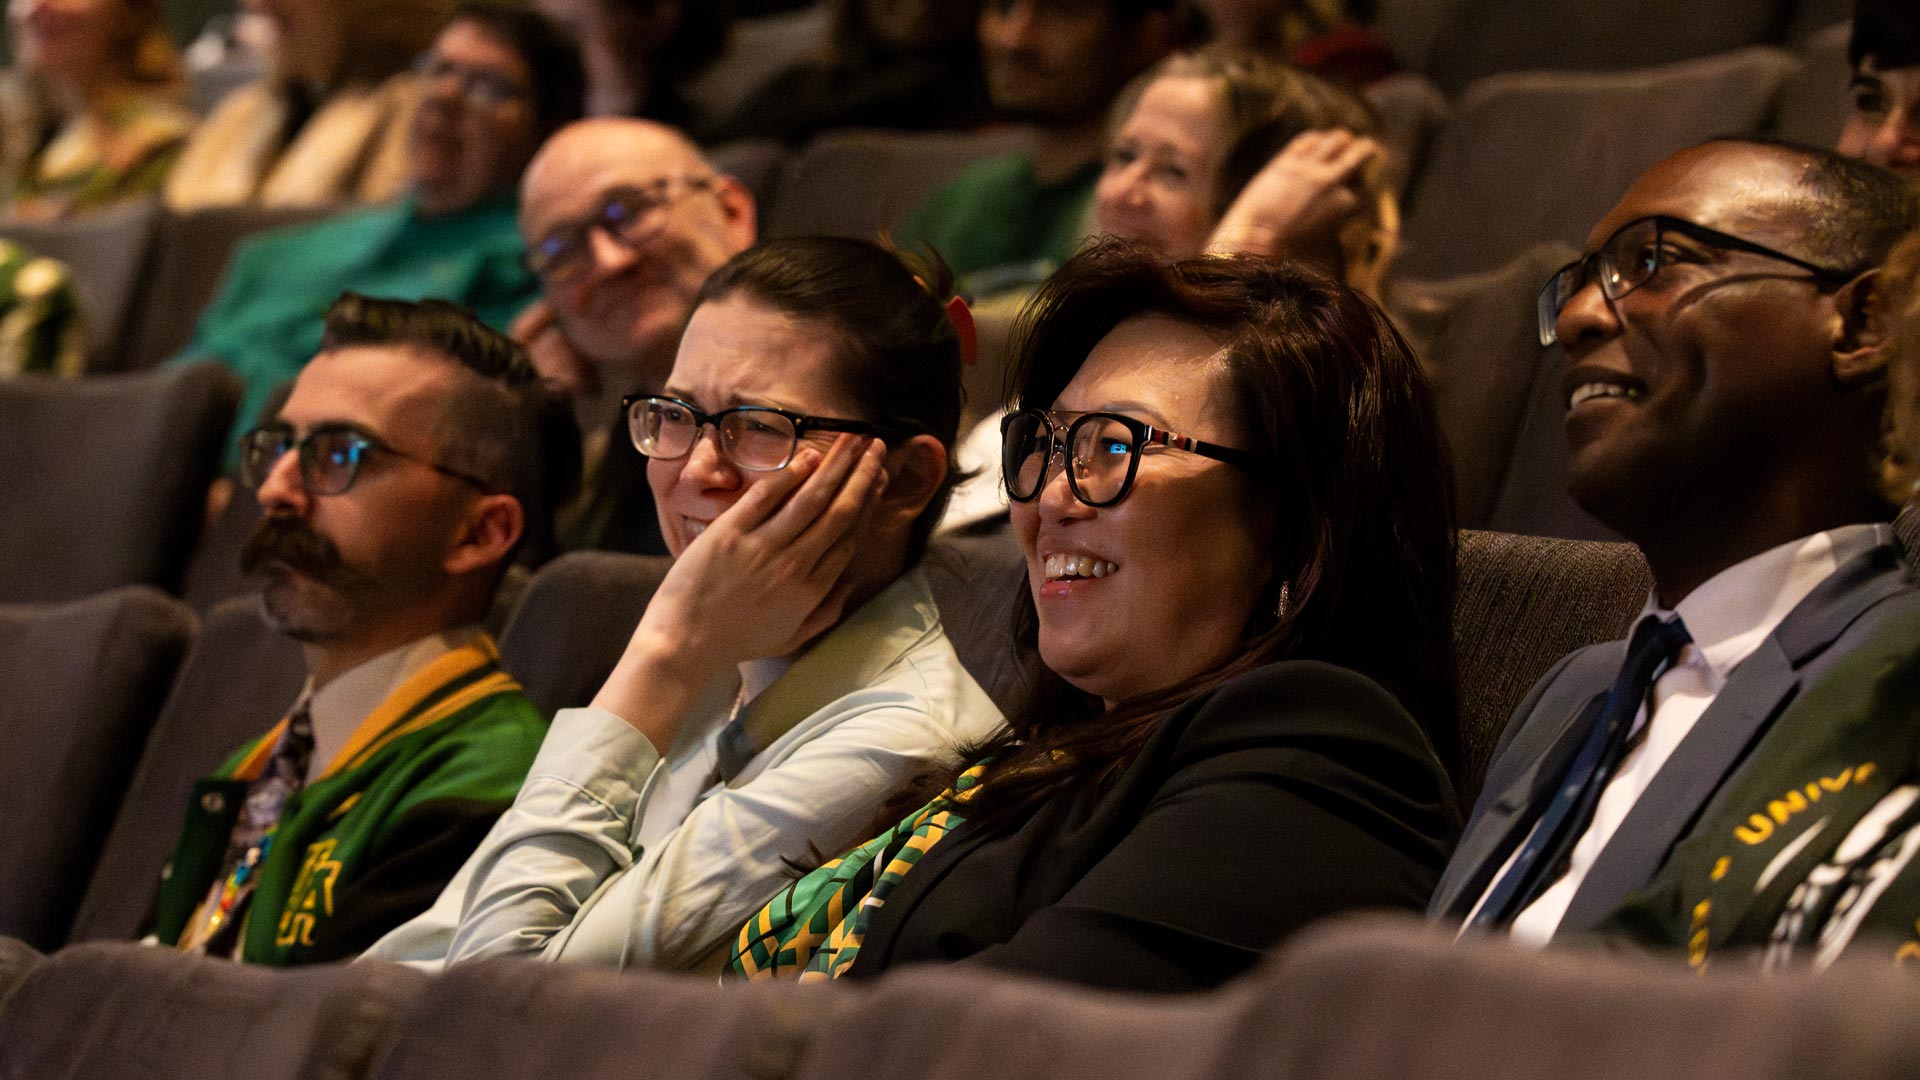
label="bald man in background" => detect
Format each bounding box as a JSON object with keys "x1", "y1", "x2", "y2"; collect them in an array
[{"x1": 511, "y1": 118, "x2": 759, "y2": 554}]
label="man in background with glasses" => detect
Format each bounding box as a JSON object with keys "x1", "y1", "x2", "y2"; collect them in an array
[
  {"x1": 511, "y1": 117, "x2": 759, "y2": 554},
  {"x1": 146, "y1": 294, "x2": 580, "y2": 967},
  {"x1": 173, "y1": 4, "x2": 586, "y2": 468},
  {"x1": 1430, "y1": 139, "x2": 1920, "y2": 949}
]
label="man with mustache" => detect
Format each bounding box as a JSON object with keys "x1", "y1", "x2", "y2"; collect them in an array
[
  {"x1": 1428, "y1": 140, "x2": 1920, "y2": 947},
  {"x1": 147, "y1": 293, "x2": 580, "y2": 966},
  {"x1": 173, "y1": 2, "x2": 585, "y2": 464},
  {"x1": 896, "y1": 0, "x2": 1183, "y2": 297},
  {"x1": 509, "y1": 117, "x2": 758, "y2": 555}
]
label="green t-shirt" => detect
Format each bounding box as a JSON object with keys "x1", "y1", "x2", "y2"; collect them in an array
[{"x1": 896, "y1": 152, "x2": 1098, "y2": 298}]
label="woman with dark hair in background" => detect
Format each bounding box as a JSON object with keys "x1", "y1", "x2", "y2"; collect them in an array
[
  {"x1": 734, "y1": 239, "x2": 1460, "y2": 993},
  {"x1": 1, "y1": 0, "x2": 191, "y2": 220},
  {"x1": 368, "y1": 236, "x2": 1003, "y2": 970}
]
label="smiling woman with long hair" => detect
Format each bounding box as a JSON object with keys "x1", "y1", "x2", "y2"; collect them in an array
[{"x1": 733, "y1": 239, "x2": 1460, "y2": 992}]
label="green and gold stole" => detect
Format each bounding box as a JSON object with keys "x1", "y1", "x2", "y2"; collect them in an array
[{"x1": 733, "y1": 763, "x2": 987, "y2": 981}]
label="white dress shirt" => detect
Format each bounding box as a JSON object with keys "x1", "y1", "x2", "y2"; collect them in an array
[
  {"x1": 361, "y1": 569, "x2": 1004, "y2": 971},
  {"x1": 1492, "y1": 524, "x2": 1885, "y2": 946},
  {"x1": 296, "y1": 626, "x2": 488, "y2": 782}
]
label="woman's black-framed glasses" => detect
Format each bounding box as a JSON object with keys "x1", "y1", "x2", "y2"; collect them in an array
[
  {"x1": 237, "y1": 424, "x2": 491, "y2": 496},
  {"x1": 624, "y1": 395, "x2": 900, "y2": 472},
  {"x1": 1536, "y1": 214, "x2": 1858, "y2": 346},
  {"x1": 1000, "y1": 408, "x2": 1260, "y2": 508},
  {"x1": 525, "y1": 177, "x2": 716, "y2": 281}
]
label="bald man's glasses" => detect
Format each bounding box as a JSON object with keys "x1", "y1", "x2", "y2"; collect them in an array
[
  {"x1": 1536, "y1": 215, "x2": 1856, "y2": 346},
  {"x1": 524, "y1": 178, "x2": 716, "y2": 282}
]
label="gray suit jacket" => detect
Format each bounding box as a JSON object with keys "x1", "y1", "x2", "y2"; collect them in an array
[{"x1": 1430, "y1": 529, "x2": 1920, "y2": 933}]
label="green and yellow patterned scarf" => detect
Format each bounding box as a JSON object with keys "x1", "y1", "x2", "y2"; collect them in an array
[{"x1": 733, "y1": 762, "x2": 987, "y2": 981}]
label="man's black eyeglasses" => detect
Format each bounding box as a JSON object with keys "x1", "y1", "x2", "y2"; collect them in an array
[
  {"x1": 238, "y1": 425, "x2": 491, "y2": 496},
  {"x1": 525, "y1": 178, "x2": 716, "y2": 281},
  {"x1": 1537, "y1": 214, "x2": 1858, "y2": 346}
]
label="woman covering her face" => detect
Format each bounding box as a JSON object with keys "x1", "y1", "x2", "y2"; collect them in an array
[
  {"x1": 734, "y1": 240, "x2": 1461, "y2": 993},
  {"x1": 366, "y1": 237, "x2": 1004, "y2": 970}
]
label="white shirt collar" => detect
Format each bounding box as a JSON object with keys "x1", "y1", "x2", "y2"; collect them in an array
[
  {"x1": 293, "y1": 624, "x2": 488, "y2": 781},
  {"x1": 1641, "y1": 523, "x2": 1885, "y2": 681}
]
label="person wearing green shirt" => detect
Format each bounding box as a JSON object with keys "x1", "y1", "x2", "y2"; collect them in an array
[
  {"x1": 172, "y1": 2, "x2": 586, "y2": 462},
  {"x1": 895, "y1": 0, "x2": 1183, "y2": 297}
]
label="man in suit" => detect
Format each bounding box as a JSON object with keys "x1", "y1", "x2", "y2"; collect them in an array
[
  {"x1": 509, "y1": 117, "x2": 759, "y2": 554},
  {"x1": 1430, "y1": 138, "x2": 1920, "y2": 945}
]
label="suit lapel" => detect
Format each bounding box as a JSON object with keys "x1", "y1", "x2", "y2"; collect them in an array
[
  {"x1": 1436, "y1": 686, "x2": 1609, "y2": 918},
  {"x1": 1560, "y1": 639, "x2": 1795, "y2": 930},
  {"x1": 1559, "y1": 536, "x2": 1911, "y2": 931}
]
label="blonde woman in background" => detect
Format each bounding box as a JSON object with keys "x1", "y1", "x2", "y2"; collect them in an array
[
  {"x1": 0, "y1": 0, "x2": 191, "y2": 220},
  {"x1": 163, "y1": 0, "x2": 452, "y2": 210}
]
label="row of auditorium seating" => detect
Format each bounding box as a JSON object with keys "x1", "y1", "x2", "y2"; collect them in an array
[
  {"x1": 2, "y1": 524, "x2": 1649, "y2": 954},
  {"x1": 655, "y1": 0, "x2": 1849, "y2": 124},
  {"x1": 0, "y1": 24, "x2": 1852, "y2": 379},
  {"x1": 5, "y1": 913, "x2": 1917, "y2": 1080}
]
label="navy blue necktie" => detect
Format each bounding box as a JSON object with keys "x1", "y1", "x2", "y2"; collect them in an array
[{"x1": 1468, "y1": 614, "x2": 1692, "y2": 929}]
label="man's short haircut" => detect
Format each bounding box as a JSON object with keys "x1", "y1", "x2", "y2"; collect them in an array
[
  {"x1": 1851, "y1": 0, "x2": 1920, "y2": 72},
  {"x1": 320, "y1": 293, "x2": 582, "y2": 563},
  {"x1": 446, "y1": 1, "x2": 588, "y2": 139},
  {"x1": 1704, "y1": 136, "x2": 1920, "y2": 274}
]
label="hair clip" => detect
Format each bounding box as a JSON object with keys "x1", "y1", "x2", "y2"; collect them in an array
[{"x1": 946, "y1": 294, "x2": 978, "y2": 367}]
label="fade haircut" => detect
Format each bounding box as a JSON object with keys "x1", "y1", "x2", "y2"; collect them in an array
[
  {"x1": 320, "y1": 293, "x2": 582, "y2": 564},
  {"x1": 1705, "y1": 137, "x2": 1920, "y2": 274}
]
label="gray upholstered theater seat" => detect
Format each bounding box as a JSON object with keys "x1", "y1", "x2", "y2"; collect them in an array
[
  {"x1": 495, "y1": 550, "x2": 675, "y2": 718},
  {"x1": 1389, "y1": 243, "x2": 1586, "y2": 532},
  {"x1": 1774, "y1": 21, "x2": 1853, "y2": 147},
  {"x1": 0, "y1": 941, "x2": 427, "y2": 1080},
  {"x1": 362, "y1": 915, "x2": 1920, "y2": 1080},
  {"x1": 0, "y1": 938, "x2": 40, "y2": 1017},
  {"x1": 0, "y1": 362, "x2": 240, "y2": 604},
  {"x1": 0, "y1": 199, "x2": 161, "y2": 371},
  {"x1": 1398, "y1": 48, "x2": 1801, "y2": 280},
  {"x1": 1452, "y1": 530, "x2": 1651, "y2": 802},
  {"x1": 1382, "y1": 0, "x2": 1801, "y2": 95},
  {"x1": 67, "y1": 595, "x2": 305, "y2": 945},
  {"x1": 763, "y1": 127, "x2": 1030, "y2": 242},
  {"x1": 0, "y1": 587, "x2": 194, "y2": 950},
  {"x1": 120, "y1": 205, "x2": 331, "y2": 372}
]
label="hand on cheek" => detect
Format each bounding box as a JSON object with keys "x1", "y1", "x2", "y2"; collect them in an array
[{"x1": 592, "y1": 435, "x2": 889, "y2": 749}]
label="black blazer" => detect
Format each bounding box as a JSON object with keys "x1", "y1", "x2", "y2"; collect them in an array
[{"x1": 844, "y1": 660, "x2": 1460, "y2": 993}]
